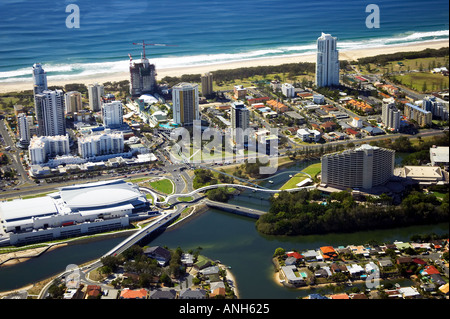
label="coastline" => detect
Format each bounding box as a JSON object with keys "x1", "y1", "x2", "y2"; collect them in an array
[{"x1": 0, "y1": 39, "x2": 448, "y2": 94}]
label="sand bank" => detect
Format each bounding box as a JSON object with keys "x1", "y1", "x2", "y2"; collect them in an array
[{"x1": 0, "y1": 40, "x2": 448, "y2": 94}]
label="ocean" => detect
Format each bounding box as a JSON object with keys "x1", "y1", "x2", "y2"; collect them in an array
[{"x1": 0, "y1": 0, "x2": 448, "y2": 84}]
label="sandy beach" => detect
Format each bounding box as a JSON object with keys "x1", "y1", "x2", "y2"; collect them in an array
[{"x1": 0, "y1": 40, "x2": 448, "y2": 94}]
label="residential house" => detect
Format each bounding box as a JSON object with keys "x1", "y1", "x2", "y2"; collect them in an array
[
  {"x1": 331, "y1": 293, "x2": 349, "y2": 299},
  {"x1": 421, "y1": 265, "x2": 440, "y2": 276},
  {"x1": 210, "y1": 287, "x2": 226, "y2": 298},
  {"x1": 330, "y1": 263, "x2": 348, "y2": 274},
  {"x1": 143, "y1": 246, "x2": 171, "y2": 266},
  {"x1": 286, "y1": 251, "x2": 304, "y2": 261},
  {"x1": 149, "y1": 289, "x2": 177, "y2": 299},
  {"x1": 365, "y1": 262, "x2": 378, "y2": 274},
  {"x1": 85, "y1": 285, "x2": 101, "y2": 299},
  {"x1": 378, "y1": 258, "x2": 393, "y2": 269},
  {"x1": 199, "y1": 266, "x2": 220, "y2": 277},
  {"x1": 319, "y1": 121, "x2": 337, "y2": 132},
  {"x1": 181, "y1": 253, "x2": 194, "y2": 267},
  {"x1": 119, "y1": 288, "x2": 148, "y2": 299},
  {"x1": 399, "y1": 287, "x2": 421, "y2": 299},
  {"x1": 281, "y1": 265, "x2": 306, "y2": 286},
  {"x1": 362, "y1": 126, "x2": 385, "y2": 136},
  {"x1": 347, "y1": 264, "x2": 365, "y2": 279},
  {"x1": 194, "y1": 255, "x2": 213, "y2": 270},
  {"x1": 345, "y1": 128, "x2": 361, "y2": 138},
  {"x1": 302, "y1": 249, "x2": 321, "y2": 261},
  {"x1": 396, "y1": 257, "x2": 414, "y2": 265},
  {"x1": 429, "y1": 274, "x2": 446, "y2": 286},
  {"x1": 320, "y1": 246, "x2": 338, "y2": 260},
  {"x1": 285, "y1": 256, "x2": 297, "y2": 266},
  {"x1": 179, "y1": 288, "x2": 207, "y2": 299},
  {"x1": 349, "y1": 293, "x2": 368, "y2": 299},
  {"x1": 308, "y1": 294, "x2": 329, "y2": 299}
]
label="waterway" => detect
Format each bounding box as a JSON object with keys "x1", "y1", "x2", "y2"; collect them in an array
[{"x1": 0, "y1": 160, "x2": 448, "y2": 297}]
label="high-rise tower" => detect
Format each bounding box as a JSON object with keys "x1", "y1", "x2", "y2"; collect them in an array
[
  {"x1": 315, "y1": 33, "x2": 340, "y2": 88},
  {"x1": 172, "y1": 83, "x2": 199, "y2": 126}
]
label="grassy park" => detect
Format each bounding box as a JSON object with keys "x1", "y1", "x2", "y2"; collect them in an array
[
  {"x1": 149, "y1": 178, "x2": 174, "y2": 194},
  {"x1": 280, "y1": 162, "x2": 321, "y2": 190}
]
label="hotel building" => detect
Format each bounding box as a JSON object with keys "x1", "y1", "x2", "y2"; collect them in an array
[
  {"x1": 321, "y1": 144, "x2": 395, "y2": 190},
  {"x1": 172, "y1": 82, "x2": 199, "y2": 126},
  {"x1": 315, "y1": 33, "x2": 340, "y2": 88}
]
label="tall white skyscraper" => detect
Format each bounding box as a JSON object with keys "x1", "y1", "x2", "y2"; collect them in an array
[
  {"x1": 35, "y1": 89, "x2": 66, "y2": 137},
  {"x1": 88, "y1": 83, "x2": 104, "y2": 112},
  {"x1": 172, "y1": 83, "x2": 199, "y2": 126},
  {"x1": 102, "y1": 101, "x2": 123, "y2": 128},
  {"x1": 315, "y1": 33, "x2": 340, "y2": 88}
]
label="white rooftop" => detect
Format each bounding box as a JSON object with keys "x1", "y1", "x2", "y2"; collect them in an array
[{"x1": 0, "y1": 197, "x2": 58, "y2": 222}]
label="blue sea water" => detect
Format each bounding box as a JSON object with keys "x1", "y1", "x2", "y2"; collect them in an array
[{"x1": 0, "y1": 0, "x2": 448, "y2": 83}]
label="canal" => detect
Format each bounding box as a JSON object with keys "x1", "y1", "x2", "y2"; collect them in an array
[{"x1": 0, "y1": 160, "x2": 447, "y2": 297}]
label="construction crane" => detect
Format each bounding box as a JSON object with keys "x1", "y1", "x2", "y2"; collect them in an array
[{"x1": 132, "y1": 40, "x2": 177, "y2": 59}]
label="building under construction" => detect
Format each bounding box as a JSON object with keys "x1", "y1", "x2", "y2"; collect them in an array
[{"x1": 129, "y1": 56, "x2": 157, "y2": 97}]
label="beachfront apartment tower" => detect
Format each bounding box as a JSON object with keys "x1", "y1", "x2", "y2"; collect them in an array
[
  {"x1": 32, "y1": 63, "x2": 48, "y2": 96},
  {"x1": 88, "y1": 83, "x2": 104, "y2": 112},
  {"x1": 201, "y1": 72, "x2": 214, "y2": 97},
  {"x1": 34, "y1": 89, "x2": 66, "y2": 137},
  {"x1": 231, "y1": 102, "x2": 250, "y2": 145},
  {"x1": 382, "y1": 98, "x2": 401, "y2": 132},
  {"x1": 129, "y1": 57, "x2": 157, "y2": 97},
  {"x1": 64, "y1": 91, "x2": 83, "y2": 114},
  {"x1": 172, "y1": 82, "x2": 199, "y2": 126},
  {"x1": 315, "y1": 33, "x2": 340, "y2": 88},
  {"x1": 321, "y1": 144, "x2": 395, "y2": 190},
  {"x1": 102, "y1": 101, "x2": 124, "y2": 128}
]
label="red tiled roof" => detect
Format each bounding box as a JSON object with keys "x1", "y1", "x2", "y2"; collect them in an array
[
  {"x1": 331, "y1": 293, "x2": 349, "y2": 299},
  {"x1": 287, "y1": 252, "x2": 304, "y2": 259},
  {"x1": 423, "y1": 265, "x2": 440, "y2": 275}
]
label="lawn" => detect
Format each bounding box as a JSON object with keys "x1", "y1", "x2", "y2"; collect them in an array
[
  {"x1": 391, "y1": 72, "x2": 449, "y2": 93},
  {"x1": 280, "y1": 162, "x2": 321, "y2": 190},
  {"x1": 177, "y1": 196, "x2": 194, "y2": 202},
  {"x1": 149, "y1": 179, "x2": 174, "y2": 194}
]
